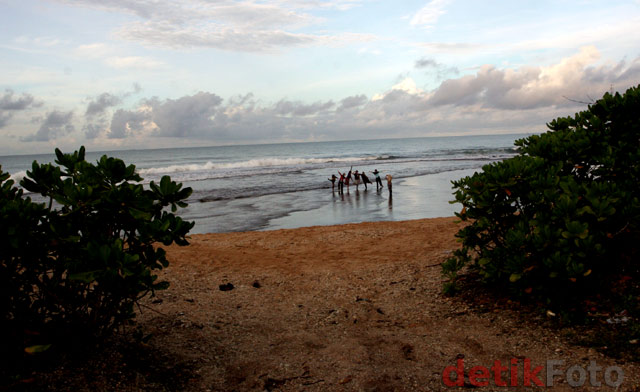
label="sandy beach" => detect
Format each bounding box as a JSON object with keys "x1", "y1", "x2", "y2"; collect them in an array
[{"x1": 96, "y1": 217, "x2": 636, "y2": 391}]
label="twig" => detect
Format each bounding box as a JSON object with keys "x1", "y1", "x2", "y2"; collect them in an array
[
  {"x1": 137, "y1": 302, "x2": 172, "y2": 318},
  {"x1": 562, "y1": 95, "x2": 594, "y2": 105},
  {"x1": 614, "y1": 222, "x2": 630, "y2": 237},
  {"x1": 137, "y1": 301, "x2": 205, "y2": 329}
]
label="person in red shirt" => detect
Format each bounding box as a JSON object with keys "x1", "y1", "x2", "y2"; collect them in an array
[{"x1": 345, "y1": 167, "x2": 352, "y2": 191}]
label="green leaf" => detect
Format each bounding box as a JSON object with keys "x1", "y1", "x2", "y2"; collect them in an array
[
  {"x1": 68, "y1": 270, "x2": 98, "y2": 283},
  {"x1": 24, "y1": 344, "x2": 52, "y2": 354},
  {"x1": 129, "y1": 208, "x2": 152, "y2": 220}
]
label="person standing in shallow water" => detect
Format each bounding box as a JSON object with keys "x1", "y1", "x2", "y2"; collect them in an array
[
  {"x1": 386, "y1": 174, "x2": 392, "y2": 195},
  {"x1": 328, "y1": 174, "x2": 337, "y2": 191},
  {"x1": 372, "y1": 169, "x2": 383, "y2": 190},
  {"x1": 337, "y1": 171, "x2": 345, "y2": 194},
  {"x1": 353, "y1": 170, "x2": 361, "y2": 190},
  {"x1": 360, "y1": 171, "x2": 371, "y2": 190},
  {"x1": 345, "y1": 166, "x2": 352, "y2": 191}
]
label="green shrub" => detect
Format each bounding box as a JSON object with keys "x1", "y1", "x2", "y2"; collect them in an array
[
  {"x1": 1, "y1": 147, "x2": 194, "y2": 376},
  {"x1": 443, "y1": 85, "x2": 640, "y2": 310}
]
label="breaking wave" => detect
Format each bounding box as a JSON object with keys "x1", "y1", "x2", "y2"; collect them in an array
[
  {"x1": 138, "y1": 156, "x2": 379, "y2": 175},
  {"x1": 8, "y1": 170, "x2": 27, "y2": 183}
]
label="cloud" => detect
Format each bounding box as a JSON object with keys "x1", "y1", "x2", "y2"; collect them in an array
[
  {"x1": 274, "y1": 0, "x2": 363, "y2": 11},
  {"x1": 427, "y1": 46, "x2": 640, "y2": 110},
  {"x1": 337, "y1": 94, "x2": 367, "y2": 111},
  {"x1": 117, "y1": 22, "x2": 317, "y2": 52},
  {"x1": 116, "y1": 21, "x2": 373, "y2": 52},
  {"x1": 85, "y1": 93, "x2": 122, "y2": 117},
  {"x1": 357, "y1": 47, "x2": 382, "y2": 56},
  {"x1": 108, "y1": 108, "x2": 150, "y2": 139},
  {"x1": 410, "y1": 0, "x2": 451, "y2": 28},
  {"x1": 415, "y1": 58, "x2": 438, "y2": 68},
  {"x1": 57, "y1": 0, "x2": 337, "y2": 28},
  {"x1": 14, "y1": 36, "x2": 69, "y2": 47},
  {"x1": 0, "y1": 115, "x2": 10, "y2": 129},
  {"x1": 147, "y1": 92, "x2": 224, "y2": 137},
  {"x1": 22, "y1": 111, "x2": 74, "y2": 142},
  {"x1": 105, "y1": 92, "x2": 224, "y2": 139},
  {"x1": 83, "y1": 85, "x2": 143, "y2": 139},
  {"x1": 373, "y1": 78, "x2": 423, "y2": 101},
  {"x1": 415, "y1": 57, "x2": 459, "y2": 80},
  {"x1": 83, "y1": 121, "x2": 106, "y2": 139},
  {"x1": 12, "y1": 47, "x2": 638, "y2": 150},
  {"x1": 104, "y1": 56, "x2": 164, "y2": 69},
  {"x1": 75, "y1": 43, "x2": 164, "y2": 69},
  {"x1": 0, "y1": 90, "x2": 38, "y2": 111},
  {"x1": 274, "y1": 99, "x2": 335, "y2": 116},
  {"x1": 0, "y1": 90, "x2": 41, "y2": 128},
  {"x1": 75, "y1": 42, "x2": 112, "y2": 58},
  {"x1": 57, "y1": 0, "x2": 374, "y2": 52},
  {"x1": 80, "y1": 48, "x2": 640, "y2": 145}
]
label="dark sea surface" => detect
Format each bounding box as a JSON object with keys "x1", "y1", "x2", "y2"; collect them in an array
[{"x1": 1, "y1": 134, "x2": 529, "y2": 233}]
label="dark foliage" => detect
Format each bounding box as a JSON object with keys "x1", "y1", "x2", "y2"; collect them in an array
[
  {"x1": 1, "y1": 147, "x2": 194, "y2": 381},
  {"x1": 443, "y1": 85, "x2": 640, "y2": 317}
]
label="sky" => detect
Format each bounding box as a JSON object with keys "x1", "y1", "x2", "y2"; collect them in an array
[{"x1": 1, "y1": 0, "x2": 639, "y2": 155}]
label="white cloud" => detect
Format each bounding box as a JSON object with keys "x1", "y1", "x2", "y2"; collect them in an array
[
  {"x1": 104, "y1": 56, "x2": 164, "y2": 70},
  {"x1": 75, "y1": 43, "x2": 114, "y2": 58},
  {"x1": 424, "y1": 46, "x2": 640, "y2": 112},
  {"x1": 15, "y1": 36, "x2": 69, "y2": 47},
  {"x1": 415, "y1": 42, "x2": 485, "y2": 54},
  {"x1": 56, "y1": 0, "x2": 374, "y2": 52},
  {"x1": 358, "y1": 47, "x2": 382, "y2": 55},
  {"x1": 108, "y1": 108, "x2": 150, "y2": 139},
  {"x1": 74, "y1": 43, "x2": 164, "y2": 69},
  {"x1": 410, "y1": 0, "x2": 451, "y2": 28},
  {"x1": 272, "y1": 0, "x2": 363, "y2": 11},
  {"x1": 414, "y1": 13, "x2": 640, "y2": 59},
  {"x1": 391, "y1": 78, "x2": 422, "y2": 95},
  {"x1": 372, "y1": 77, "x2": 422, "y2": 101}
]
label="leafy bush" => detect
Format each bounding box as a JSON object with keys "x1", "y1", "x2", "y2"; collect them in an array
[
  {"x1": 1, "y1": 147, "x2": 194, "y2": 375},
  {"x1": 443, "y1": 85, "x2": 640, "y2": 310}
]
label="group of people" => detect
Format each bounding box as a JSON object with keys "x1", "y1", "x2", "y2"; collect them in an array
[{"x1": 328, "y1": 166, "x2": 392, "y2": 195}]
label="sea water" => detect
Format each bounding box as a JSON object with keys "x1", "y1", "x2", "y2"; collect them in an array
[{"x1": 1, "y1": 134, "x2": 529, "y2": 233}]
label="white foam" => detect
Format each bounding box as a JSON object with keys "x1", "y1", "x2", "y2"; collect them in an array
[
  {"x1": 8, "y1": 170, "x2": 27, "y2": 183},
  {"x1": 4, "y1": 170, "x2": 33, "y2": 194},
  {"x1": 138, "y1": 156, "x2": 377, "y2": 175}
]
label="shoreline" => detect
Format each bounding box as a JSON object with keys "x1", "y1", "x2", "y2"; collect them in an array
[{"x1": 186, "y1": 167, "x2": 478, "y2": 234}]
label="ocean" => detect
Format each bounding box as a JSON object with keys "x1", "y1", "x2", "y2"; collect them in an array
[{"x1": 1, "y1": 134, "x2": 527, "y2": 233}]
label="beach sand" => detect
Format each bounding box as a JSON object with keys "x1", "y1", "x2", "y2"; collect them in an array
[{"x1": 123, "y1": 217, "x2": 637, "y2": 391}]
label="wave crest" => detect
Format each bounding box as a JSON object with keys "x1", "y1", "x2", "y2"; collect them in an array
[
  {"x1": 138, "y1": 156, "x2": 378, "y2": 175},
  {"x1": 8, "y1": 170, "x2": 27, "y2": 183}
]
